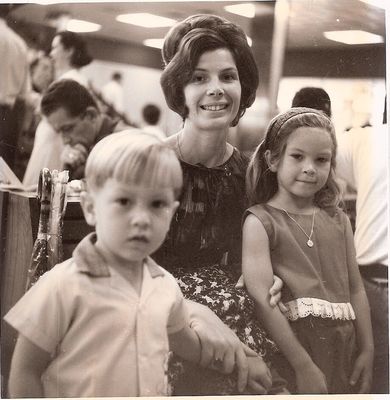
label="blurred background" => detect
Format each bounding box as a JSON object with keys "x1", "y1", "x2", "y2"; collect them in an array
[{"x1": 7, "y1": 0, "x2": 387, "y2": 149}]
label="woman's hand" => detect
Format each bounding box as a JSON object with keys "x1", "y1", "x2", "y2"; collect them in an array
[
  {"x1": 187, "y1": 300, "x2": 249, "y2": 392},
  {"x1": 295, "y1": 362, "x2": 328, "y2": 394},
  {"x1": 245, "y1": 356, "x2": 272, "y2": 394},
  {"x1": 349, "y1": 349, "x2": 373, "y2": 393},
  {"x1": 269, "y1": 275, "x2": 288, "y2": 313}
]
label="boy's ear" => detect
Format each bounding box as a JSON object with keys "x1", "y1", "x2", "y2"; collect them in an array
[
  {"x1": 80, "y1": 191, "x2": 96, "y2": 227},
  {"x1": 265, "y1": 149, "x2": 278, "y2": 172}
]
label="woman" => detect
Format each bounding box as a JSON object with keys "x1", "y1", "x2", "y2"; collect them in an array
[
  {"x1": 154, "y1": 14, "x2": 285, "y2": 395},
  {"x1": 23, "y1": 31, "x2": 92, "y2": 187}
]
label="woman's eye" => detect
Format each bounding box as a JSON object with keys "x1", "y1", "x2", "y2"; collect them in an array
[
  {"x1": 222, "y1": 72, "x2": 238, "y2": 81},
  {"x1": 191, "y1": 74, "x2": 205, "y2": 83}
]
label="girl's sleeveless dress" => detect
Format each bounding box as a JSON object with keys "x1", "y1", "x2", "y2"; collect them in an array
[{"x1": 153, "y1": 149, "x2": 279, "y2": 395}]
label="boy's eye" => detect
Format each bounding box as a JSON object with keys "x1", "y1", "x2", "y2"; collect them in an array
[
  {"x1": 117, "y1": 198, "x2": 130, "y2": 206},
  {"x1": 151, "y1": 200, "x2": 167, "y2": 209}
]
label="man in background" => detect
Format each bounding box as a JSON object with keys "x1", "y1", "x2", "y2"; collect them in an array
[
  {"x1": 0, "y1": 4, "x2": 31, "y2": 169},
  {"x1": 41, "y1": 79, "x2": 118, "y2": 180},
  {"x1": 141, "y1": 103, "x2": 166, "y2": 139}
]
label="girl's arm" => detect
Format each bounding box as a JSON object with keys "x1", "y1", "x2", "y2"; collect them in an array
[
  {"x1": 344, "y1": 215, "x2": 374, "y2": 393},
  {"x1": 242, "y1": 214, "x2": 327, "y2": 394},
  {"x1": 8, "y1": 334, "x2": 51, "y2": 398}
]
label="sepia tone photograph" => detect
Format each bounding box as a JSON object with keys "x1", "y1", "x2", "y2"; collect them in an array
[{"x1": 0, "y1": 0, "x2": 388, "y2": 398}]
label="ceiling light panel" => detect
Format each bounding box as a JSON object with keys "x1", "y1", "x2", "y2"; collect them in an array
[
  {"x1": 323, "y1": 30, "x2": 384, "y2": 45},
  {"x1": 143, "y1": 38, "x2": 165, "y2": 49},
  {"x1": 67, "y1": 19, "x2": 101, "y2": 33},
  {"x1": 224, "y1": 3, "x2": 256, "y2": 18},
  {"x1": 116, "y1": 13, "x2": 176, "y2": 28}
]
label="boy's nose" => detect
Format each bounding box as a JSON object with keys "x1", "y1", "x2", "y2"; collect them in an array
[{"x1": 130, "y1": 208, "x2": 151, "y2": 227}]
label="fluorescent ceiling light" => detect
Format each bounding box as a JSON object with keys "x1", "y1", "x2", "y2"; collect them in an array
[
  {"x1": 143, "y1": 38, "x2": 165, "y2": 49},
  {"x1": 224, "y1": 3, "x2": 256, "y2": 18},
  {"x1": 117, "y1": 13, "x2": 176, "y2": 28},
  {"x1": 359, "y1": 0, "x2": 386, "y2": 9},
  {"x1": 323, "y1": 30, "x2": 384, "y2": 45},
  {"x1": 66, "y1": 19, "x2": 101, "y2": 33}
]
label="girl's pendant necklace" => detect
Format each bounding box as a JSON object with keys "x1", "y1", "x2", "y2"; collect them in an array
[{"x1": 281, "y1": 208, "x2": 316, "y2": 247}]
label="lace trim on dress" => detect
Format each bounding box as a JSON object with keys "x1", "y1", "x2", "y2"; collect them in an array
[{"x1": 285, "y1": 297, "x2": 356, "y2": 321}]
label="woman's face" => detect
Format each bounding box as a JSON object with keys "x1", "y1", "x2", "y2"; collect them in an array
[
  {"x1": 32, "y1": 57, "x2": 54, "y2": 92},
  {"x1": 50, "y1": 35, "x2": 72, "y2": 70},
  {"x1": 183, "y1": 48, "x2": 241, "y2": 130}
]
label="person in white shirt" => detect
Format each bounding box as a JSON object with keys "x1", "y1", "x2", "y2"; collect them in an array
[
  {"x1": 101, "y1": 71, "x2": 125, "y2": 114},
  {"x1": 336, "y1": 112, "x2": 388, "y2": 393}
]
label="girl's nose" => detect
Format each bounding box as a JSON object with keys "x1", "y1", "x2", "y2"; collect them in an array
[{"x1": 303, "y1": 165, "x2": 316, "y2": 176}]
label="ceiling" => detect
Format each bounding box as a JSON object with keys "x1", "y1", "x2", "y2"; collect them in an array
[{"x1": 10, "y1": 0, "x2": 386, "y2": 51}]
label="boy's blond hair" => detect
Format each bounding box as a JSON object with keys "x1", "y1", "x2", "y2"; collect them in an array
[{"x1": 85, "y1": 129, "x2": 183, "y2": 198}]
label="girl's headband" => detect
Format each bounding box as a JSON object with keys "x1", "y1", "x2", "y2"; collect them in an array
[{"x1": 263, "y1": 107, "x2": 329, "y2": 150}]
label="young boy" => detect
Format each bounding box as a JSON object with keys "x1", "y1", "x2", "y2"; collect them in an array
[{"x1": 4, "y1": 130, "x2": 202, "y2": 397}]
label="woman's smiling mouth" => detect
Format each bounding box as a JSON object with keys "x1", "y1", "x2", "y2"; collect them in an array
[{"x1": 200, "y1": 103, "x2": 228, "y2": 111}]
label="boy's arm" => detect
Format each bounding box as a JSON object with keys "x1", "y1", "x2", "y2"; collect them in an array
[
  {"x1": 344, "y1": 215, "x2": 374, "y2": 393},
  {"x1": 169, "y1": 325, "x2": 201, "y2": 364},
  {"x1": 9, "y1": 334, "x2": 51, "y2": 398},
  {"x1": 242, "y1": 214, "x2": 327, "y2": 394}
]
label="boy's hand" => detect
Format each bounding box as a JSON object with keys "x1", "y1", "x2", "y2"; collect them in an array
[
  {"x1": 349, "y1": 349, "x2": 373, "y2": 393},
  {"x1": 295, "y1": 362, "x2": 328, "y2": 393},
  {"x1": 245, "y1": 356, "x2": 272, "y2": 394}
]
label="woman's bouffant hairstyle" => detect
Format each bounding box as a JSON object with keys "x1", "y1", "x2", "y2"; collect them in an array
[
  {"x1": 55, "y1": 31, "x2": 93, "y2": 68},
  {"x1": 160, "y1": 14, "x2": 259, "y2": 127},
  {"x1": 246, "y1": 107, "x2": 342, "y2": 211}
]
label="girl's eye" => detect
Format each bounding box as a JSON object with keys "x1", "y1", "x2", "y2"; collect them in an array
[
  {"x1": 291, "y1": 154, "x2": 303, "y2": 160},
  {"x1": 317, "y1": 157, "x2": 330, "y2": 163}
]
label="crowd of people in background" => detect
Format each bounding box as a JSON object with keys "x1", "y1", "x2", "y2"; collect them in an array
[{"x1": 1, "y1": 3, "x2": 388, "y2": 398}]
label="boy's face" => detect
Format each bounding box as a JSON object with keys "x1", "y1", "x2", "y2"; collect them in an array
[{"x1": 81, "y1": 178, "x2": 179, "y2": 269}]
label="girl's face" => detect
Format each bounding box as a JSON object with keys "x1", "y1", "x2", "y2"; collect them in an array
[
  {"x1": 50, "y1": 35, "x2": 72, "y2": 70},
  {"x1": 269, "y1": 126, "x2": 333, "y2": 205},
  {"x1": 183, "y1": 48, "x2": 241, "y2": 130}
]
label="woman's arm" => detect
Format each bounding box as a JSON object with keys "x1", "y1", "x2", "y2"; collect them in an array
[
  {"x1": 184, "y1": 299, "x2": 250, "y2": 391},
  {"x1": 344, "y1": 215, "x2": 374, "y2": 393},
  {"x1": 169, "y1": 325, "x2": 201, "y2": 364},
  {"x1": 8, "y1": 334, "x2": 51, "y2": 398},
  {"x1": 242, "y1": 214, "x2": 327, "y2": 394}
]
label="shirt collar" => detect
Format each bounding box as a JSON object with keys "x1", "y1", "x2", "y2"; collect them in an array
[{"x1": 73, "y1": 233, "x2": 164, "y2": 278}]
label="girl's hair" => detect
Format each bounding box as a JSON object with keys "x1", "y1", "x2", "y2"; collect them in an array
[
  {"x1": 246, "y1": 107, "x2": 342, "y2": 210},
  {"x1": 160, "y1": 14, "x2": 258, "y2": 127},
  {"x1": 85, "y1": 130, "x2": 183, "y2": 198},
  {"x1": 55, "y1": 31, "x2": 93, "y2": 68}
]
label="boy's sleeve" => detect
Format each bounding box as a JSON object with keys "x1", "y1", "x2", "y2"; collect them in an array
[
  {"x1": 165, "y1": 272, "x2": 190, "y2": 335},
  {"x1": 4, "y1": 262, "x2": 75, "y2": 354}
]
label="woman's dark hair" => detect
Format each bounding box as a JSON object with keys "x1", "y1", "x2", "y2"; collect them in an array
[
  {"x1": 55, "y1": 31, "x2": 92, "y2": 68},
  {"x1": 160, "y1": 14, "x2": 259, "y2": 127}
]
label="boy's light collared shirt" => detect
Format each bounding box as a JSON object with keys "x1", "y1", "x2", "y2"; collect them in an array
[{"x1": 4, "y1": 233, "x2": 188, "y2": 397}]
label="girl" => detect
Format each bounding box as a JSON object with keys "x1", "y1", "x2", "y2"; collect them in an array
[{"x1": 242, "y1": 107, "x2": 373, "y2": 394}]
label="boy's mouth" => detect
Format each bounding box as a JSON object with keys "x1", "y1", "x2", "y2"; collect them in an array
[{"x1": 129, "y1": 235, "x2": 149, "y2": 243}]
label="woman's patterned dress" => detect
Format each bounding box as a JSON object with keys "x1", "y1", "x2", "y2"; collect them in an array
[{"x1": 153, "y1": 149, "x2": 278, "y2": 395}]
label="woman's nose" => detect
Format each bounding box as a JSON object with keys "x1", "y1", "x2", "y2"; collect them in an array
[{"x1": 206, "y1": 79, "x2": 224, "y2": 97}]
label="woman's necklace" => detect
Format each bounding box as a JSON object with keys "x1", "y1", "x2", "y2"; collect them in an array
[
  {"x1": 281, "y1": 207, "x2": 316, "y2": 248},
  {"x1": 176, "y1": 132, "x2": 227, "y2": 167}
]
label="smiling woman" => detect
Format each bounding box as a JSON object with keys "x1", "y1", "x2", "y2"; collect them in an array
[{"x1": 152, "y1": 14, "x2": 286, "y2": 396}]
